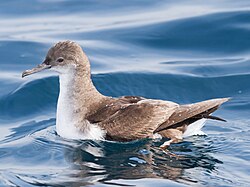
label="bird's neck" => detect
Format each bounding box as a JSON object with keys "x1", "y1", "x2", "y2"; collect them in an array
[{"x1": 56, "y1": 66, "x2": 105, "y2": 139}]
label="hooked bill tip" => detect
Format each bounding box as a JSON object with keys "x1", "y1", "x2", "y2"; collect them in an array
[
  {"x1": 22, "y1": 70, "x2": 31, "y2": 78},
  {"x1": 22, "y1": 71, "x2": 27, "y2": 78}
]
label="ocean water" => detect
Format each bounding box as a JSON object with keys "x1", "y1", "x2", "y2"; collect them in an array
[{"x1": 0, "y1": 0, "x2": 250, "y2": 186}]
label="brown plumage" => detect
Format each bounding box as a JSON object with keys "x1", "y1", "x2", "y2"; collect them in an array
[
  {"x1": 85, "y1": 96, "x2": 229, "y2": 147},
  {"x1": 22, "y1": 41, "x2": 230, "y2": 148}
]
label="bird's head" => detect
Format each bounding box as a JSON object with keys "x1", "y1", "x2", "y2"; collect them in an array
[{"x1": 22, "y1": 41, "x2": 89, "y2": 77}]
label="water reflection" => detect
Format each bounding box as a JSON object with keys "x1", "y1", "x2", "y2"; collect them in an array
[{"x1": 63, "y1": 137, "x2": 222, "y2": 186}]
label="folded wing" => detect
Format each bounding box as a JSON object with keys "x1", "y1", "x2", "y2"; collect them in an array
[{"x1": 94, "y1": 98, "x2": 178, "y2": 141}]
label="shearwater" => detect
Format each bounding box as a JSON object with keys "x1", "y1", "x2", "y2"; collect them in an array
[{"x1": 22, "y1": 41, "x2": 229, "y2": 148}]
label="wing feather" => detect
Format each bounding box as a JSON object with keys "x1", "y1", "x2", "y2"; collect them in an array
[
  {"x1": 155, "y1": 98, "x2": 229, "y2": 132},
  {"x1": 98, "y1": 99, "x2": 178, "y2": 141}
]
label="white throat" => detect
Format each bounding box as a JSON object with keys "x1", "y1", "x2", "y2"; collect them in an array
[{"x1": 54, "y1": 66, "x2": 105, "y2": 140}]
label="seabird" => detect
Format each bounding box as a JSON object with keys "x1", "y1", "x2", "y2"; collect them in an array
[{"x1": 22, "y1": 41, "x2": 229, "y2": 148}]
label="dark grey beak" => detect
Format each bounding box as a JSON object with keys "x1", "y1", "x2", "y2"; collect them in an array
[{"x1": 22, "y1": 63, "x2": 51, "y2": 78}]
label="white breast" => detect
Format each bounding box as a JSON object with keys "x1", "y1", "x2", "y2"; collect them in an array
[{"x1": 54, "y1": 66, "x2": 105, "y2": 140}]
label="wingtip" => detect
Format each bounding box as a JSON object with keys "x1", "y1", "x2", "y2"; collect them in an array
[
  {"x1": 217, "y1": 97, "x2": 231, "y2": 105},
  {"x1": 224, "y1": 97, "x2": 232, "y2": 101}
]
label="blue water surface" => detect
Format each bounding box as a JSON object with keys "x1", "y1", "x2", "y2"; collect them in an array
[{"x1": 0, "y1": 1, "x2": 250, "y2": 186}]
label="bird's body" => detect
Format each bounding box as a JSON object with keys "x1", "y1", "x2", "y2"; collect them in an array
[{"x1": 22, "y1": 41, "x2": 229, "y2": 148}]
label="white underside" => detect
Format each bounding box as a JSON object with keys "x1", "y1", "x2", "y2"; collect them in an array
[
  {"x1": 153, "y1": 118, "x2": 207, "y2": 140},
  {"x1": 182, "y1": 118, "x2": 207, "y2": 138},
  {"x1": 56, "y1": 121, "x2": 105, "y2": 140}
]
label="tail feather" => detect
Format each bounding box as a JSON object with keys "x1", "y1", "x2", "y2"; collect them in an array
[
  {"x1": 155, "y1": 97, "x2": 229, "y2": 133},
  {"x1": 205, "y1": 115, "x2": 227, "y2": 122}
]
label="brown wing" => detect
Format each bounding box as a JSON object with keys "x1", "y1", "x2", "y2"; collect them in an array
[
  {"x1": 154, "y1": 98, "x2": 229, "y2": 133},
  {"x1": 97, "y1": 99, "x2": 178, "y2": 141},
  {"x1": 87, "y1": 96, "x2": 145, "y2": 123}
]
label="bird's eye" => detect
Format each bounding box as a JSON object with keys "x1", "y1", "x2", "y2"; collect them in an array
[{"x1": 57, "y1": 57, "x2": 64, "y2": 62}]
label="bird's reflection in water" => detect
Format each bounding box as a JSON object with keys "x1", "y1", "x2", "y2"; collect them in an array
[{"x1": 63, "y1": 137, "x2": 223, "y2": 186}]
